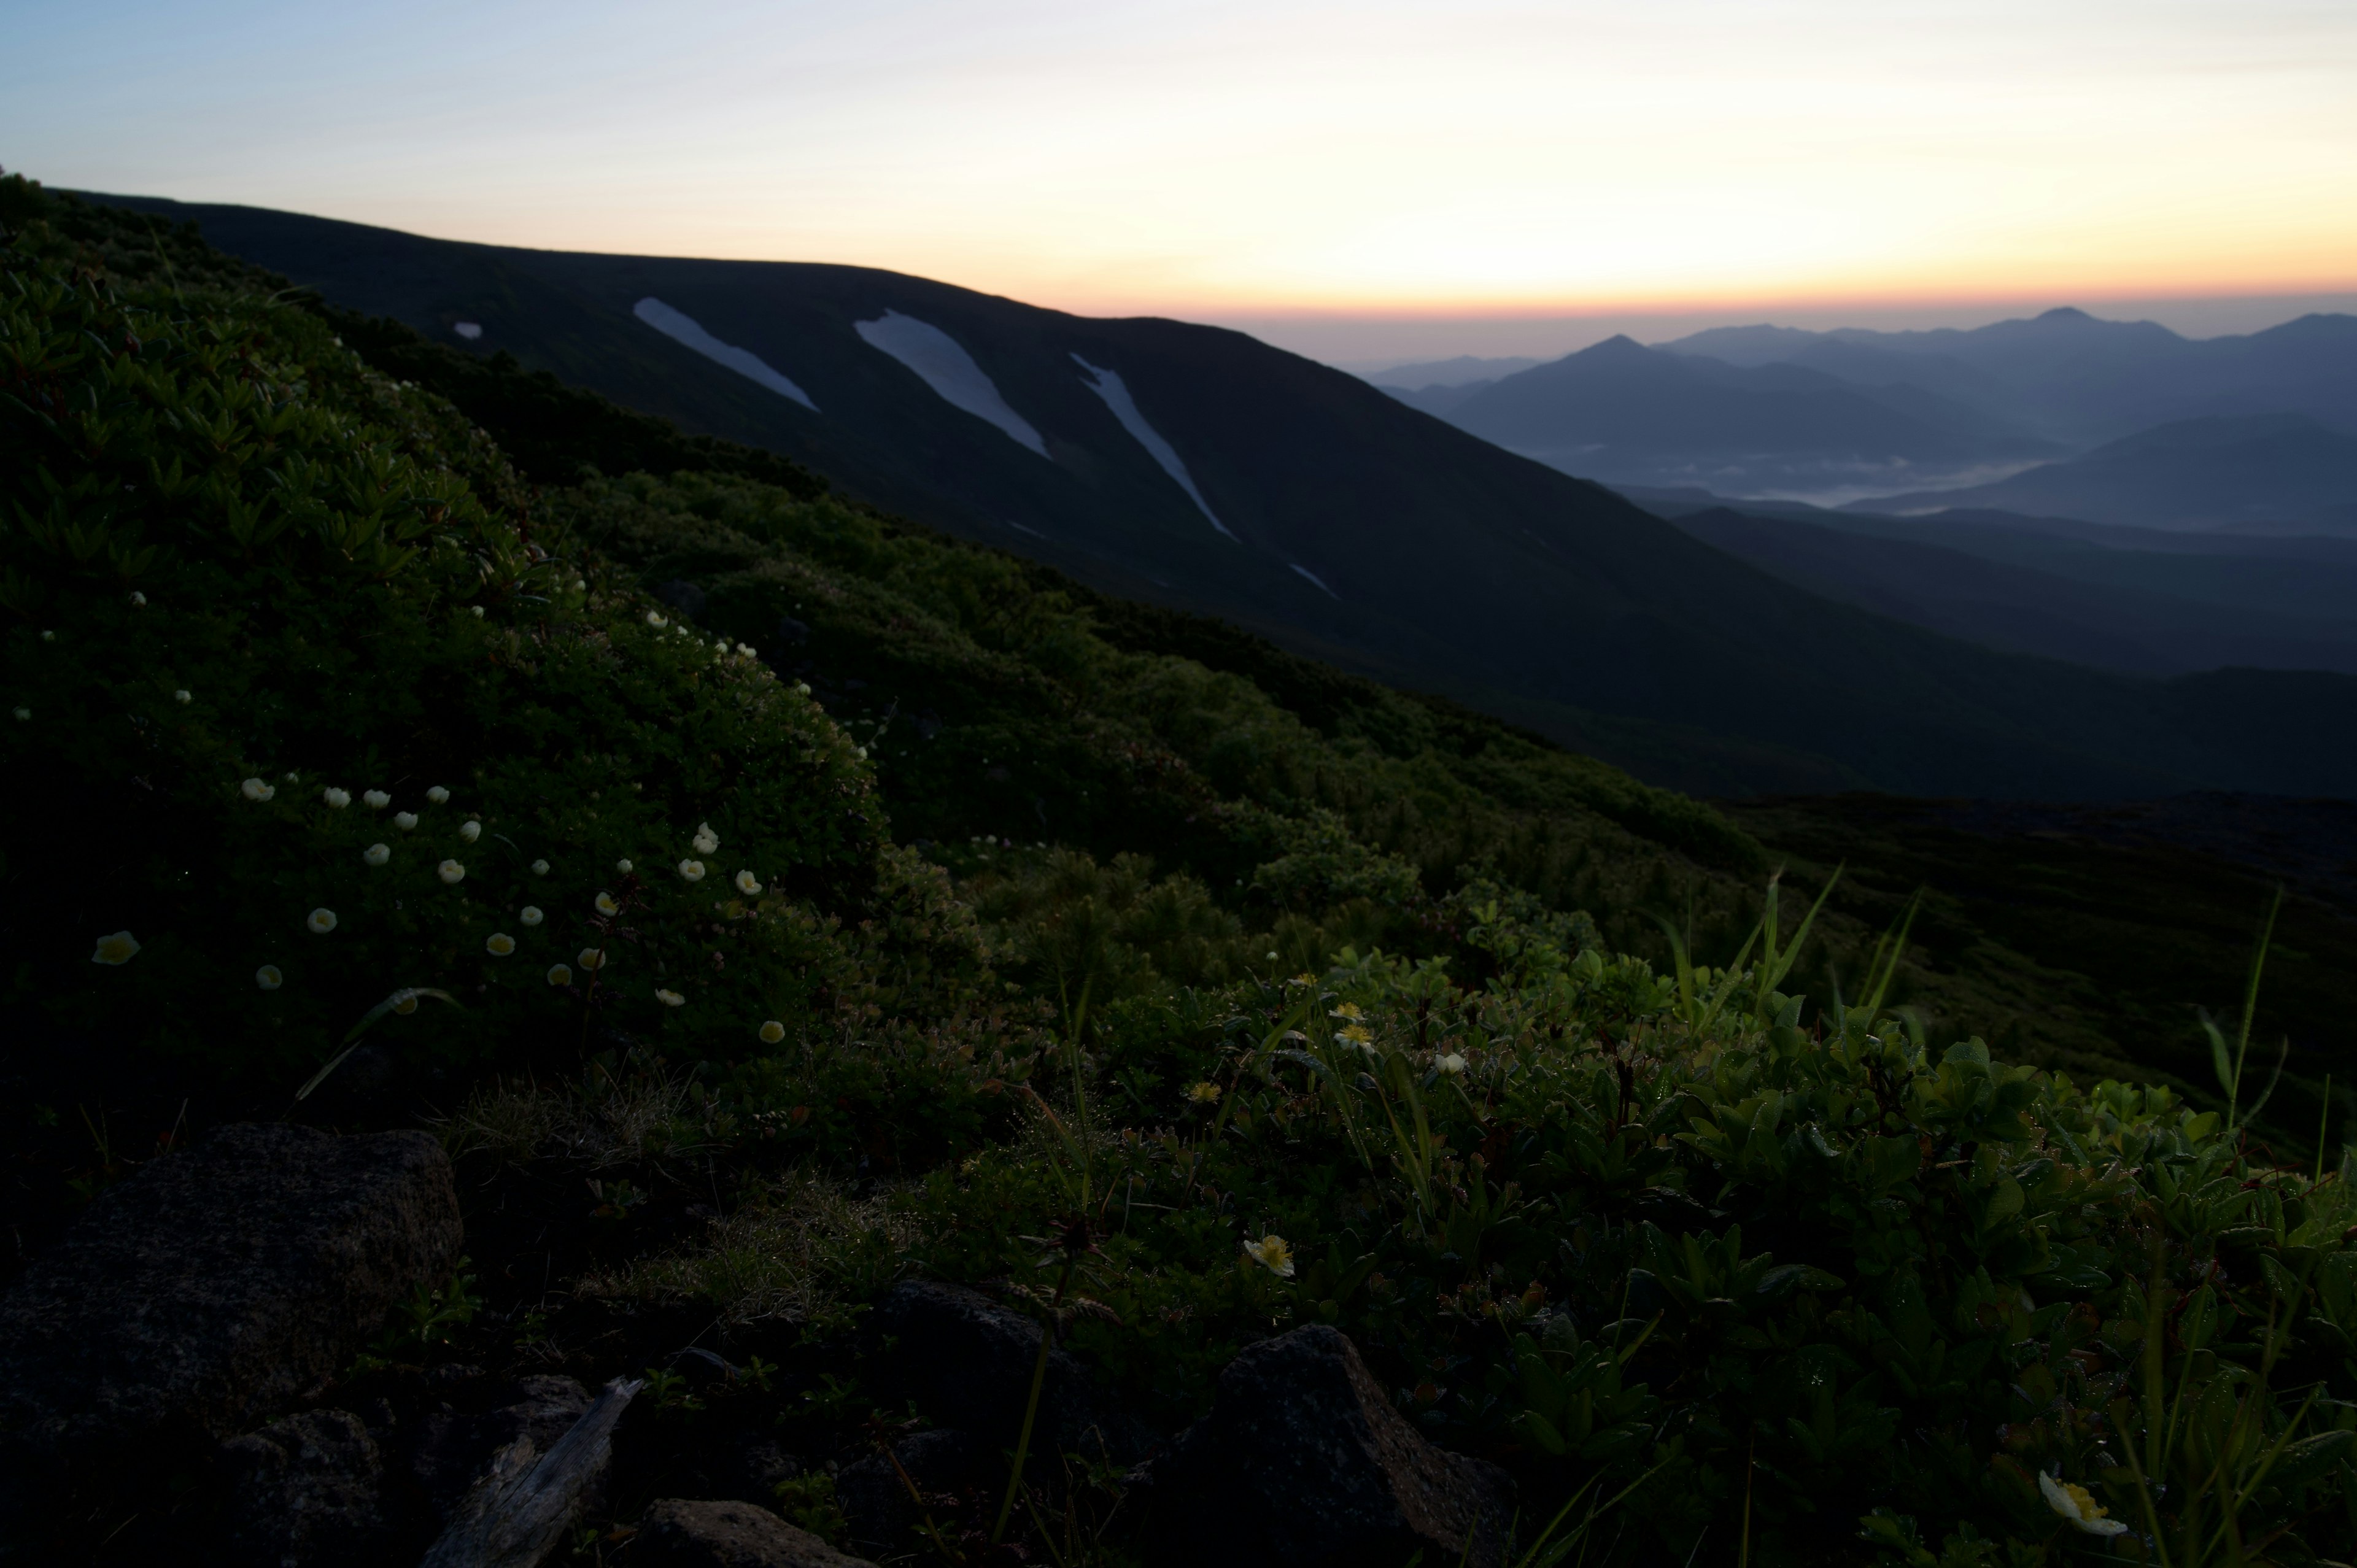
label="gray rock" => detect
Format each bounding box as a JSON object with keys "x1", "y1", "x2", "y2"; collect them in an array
[
  {"x1": 875, "y1": 1280, "x2": 1126, "y2": 1459},
  {"x1": 0, "y1": 1123, "x2": 462, "y2": 1472},
  {"x1": 657, "y1": 579, "x2": 710, "y2": 620},
  {"x1": 635, "y1": 1498, "x2": 878, "y2": 1567},
  {"x1": 219, "y1": 1408, "x2": 391, "y2": 1567},
  {"x1": 834, "y1": 1427, "x2": 980, "y2": 1549},
  {"x1": 411, "y1": 1375, "x2": 593, "y2": 1509},
  {"x1": 1135, "y1": 1324, "x2": 1514, "y2": 1568}
]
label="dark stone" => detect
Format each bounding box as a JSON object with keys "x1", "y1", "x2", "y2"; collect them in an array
[
  {"x1": 1134, "y1": 1324, "x2": 1514, "y2": 1568},
  {"x1": 635, "y1": 1498, "x2": 878, "y2": 1567},
  {"x1": 0, "y1": 1124, "x2": 462, "y2": 1473},
  {"x1": 834, "y1": 1427, "x2": 980, "y2": 1550},
  {"x1": 658, "y1": 579, "x2": 709, "y2": 619},
  {"x1": 409, "y1": 1374, "x2": 592, "y2": 1509},
  {"x1": 219, "y1": 1408, "x2": 391, "y2": 1567},
  {"x1": 726, "y1": 1435, "x2": 802, "y2": 1505},
  {"x1": 772, "y1": 614, "x2": 811, "y2": 647},
  {"x1": 873, "y1": 1280, "x2": 1120, "y2": 1460}
]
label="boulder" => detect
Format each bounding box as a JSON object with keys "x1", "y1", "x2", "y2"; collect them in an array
[
  {"x1": 873, "y1": 1280, "x2": 1129, "y2": 1459},
  {"x1": 834, "y1": 1427, "x2": 980, "y2": 1548},
  {"x1": 219, "y1": 1408, "x2": 391, "y2": 1567},
  {"x1": 0, "y1": 1123, "x2": 462, "y2": 1472},
  {"x1": 634, "y1": 1499, "x2": 878, "y2": 1567},
  {"x1": 1135, "y1": 1324, "x2": 1514, "y2": 1568}
]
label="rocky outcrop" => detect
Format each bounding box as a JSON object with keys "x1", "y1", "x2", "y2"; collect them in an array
[
  {"x1": 0, "y1": 1122, "x2": 462, "y2": 1474},
  {"x1": 635, "y1": 1499, "x2": 880, "y2": 1567},
  {"x1": 219, "y1": 1408, "x2": 392, "y2": 1567},
  {"x1": 1134, "y1": 1324, "x2": 1515, "y2": 1568}
]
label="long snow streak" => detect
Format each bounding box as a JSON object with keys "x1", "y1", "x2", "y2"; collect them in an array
[
  {"x1": 1291, "y1": 565, "x2": 1339, "y2": 598},
  {"x1": 632, "y1": 298, "x2": 816, "y2": 411},
  {"x1": 855, "y1": 311, "x2": 1045, "y2": 455},
  {"x1": 1072, "y1": 354, "x2": 1234, "y2": 539}
]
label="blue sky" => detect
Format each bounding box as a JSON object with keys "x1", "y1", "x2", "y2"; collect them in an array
[{"x1": 8, "y1": 1, "x2": 2355, "y2": 360}]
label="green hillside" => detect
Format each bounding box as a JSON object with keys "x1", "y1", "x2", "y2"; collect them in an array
[
  {"x1": 9, "y1": 175, "x2": 2357, "y2": 1566},
  {"x1": 71, "y1": 189, "x2": 2357, "y2": 802}
]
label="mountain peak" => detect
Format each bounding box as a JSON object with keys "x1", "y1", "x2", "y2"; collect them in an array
[{"x1": 2035, "y1": 307, "x2": 2094, "y2": 323}]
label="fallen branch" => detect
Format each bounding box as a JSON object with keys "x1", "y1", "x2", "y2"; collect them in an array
[{"x1": 419, "y1": 1375, "x2": 644, "y2": 1568}]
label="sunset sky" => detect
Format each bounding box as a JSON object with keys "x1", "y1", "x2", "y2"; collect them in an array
[{"x1": 9, "y1": 0, "x2": 2355, "y2": 362}]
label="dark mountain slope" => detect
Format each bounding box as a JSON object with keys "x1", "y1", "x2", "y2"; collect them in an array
[
  {"x1": 70, "y1": 190, "x2": 2357, "y2": 800},
  {"x1": 1856, "y1": 412, "x2": 2357, "y2": 529}
]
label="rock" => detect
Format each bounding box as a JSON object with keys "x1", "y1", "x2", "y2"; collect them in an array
[
  {"x1": 411, "y1": 1375, "x2": 594, "y2": 1509},
  {"x1": 834, "y1": 1427, "x2": 980, "y2": 1549},
  {"x1": 727, "y1": 1435, "x2": 803, "y2": 1505},
  {"x1": 1135, "y1": 1324, "x2": 1514, "y2": 1568},
  {"x1": 657, "y1": 579, "x2": 710, "y2": 619},
  {"x1": 219, "y1": 1408, "x2": 391, "y2": 1567},
  {"x1": 873, "y1": 1280, "x2": 1118, "y2": 1459},
  {"x1": 634, "y1": 1498, "x2": 878, "y2": 1567},
  {"x1": 0, "y1": 1123, "x2": 462, "y2": 1472}
]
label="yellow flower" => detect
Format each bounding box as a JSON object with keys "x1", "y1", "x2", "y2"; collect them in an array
[
  {"x1": 307, "y1": 908, "x2": 338, "y2": 935},
  {"x1": 91, "y1": 930, "x2": 141, "y2": 966},
  {"x1": 437, "y1": 860, "x2": 466, "y2": 884},
  {"x1": 520, "y1": 906, "x2": 544, "y2": 927},
  {"x1": 1330, "y1": 1002, "x2": 1363, "y2": 1021},
  {"x1": 1189, "y1": 1081, "x2": 1223, "y2": 1103},
  {"x1": 595, "y1": 892, "x2": 621, "y2": 916},
  {"x1": 255, "y1": 965, "x2": 283, "y2": 991},
  {"x1": 486, "y1": 933, "x2": 516, "y2": 956},
  {"x1": 678, "y1": 859, "x2": 706, "y2": 882},
  {"x1": 241, "y1": 777, "x2": 276, "y2": 801},
  {"x1": 1336, "y1": 1024, "x2": 1372, "y2": 1046},
  {"x1": 458, "y1": 821, "x2": 482, "y2": 843},
  {"x1": 734, "y1": 870, "x2": 762, "y2": 895},
  {"x1": 759, "y1": 1020, "x2": 786, "y2": 1044},
  {"x1": 577, "y1": 947, "x2": 606, "y2": 970},
  {"x1": 1243, "y1": 1235, "x2": 1296, "y2": 1279},
  {"x1": 656, "y1": 988, "x2": 686, "y2": 1008},
  {"x1": 546, "y1": 964, "x2": 573, "y2": 986},
  {"x1": 393, "y1": 994, "x2": 418, "y2": 1015},
  {"x1": 363, "y1": 843, "x2": 390, "y2": 867},
  {"x1": 2038, "y1": 1473, "x2": 2126, "y2": 1536}
]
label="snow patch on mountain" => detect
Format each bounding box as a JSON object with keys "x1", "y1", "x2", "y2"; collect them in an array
[
  {"x1": 855, "y1": 311, "x2": 1044, "y2": 455},
  {"x1": 633, "y1": 298, "x2": 816, "y2": 411},
  {"x1": 1291, "y1": 565, "x2": 1339, "y2": 598},
  {"x1": 1072, "y1": 353, "x2": 1234, "y2": 539}
]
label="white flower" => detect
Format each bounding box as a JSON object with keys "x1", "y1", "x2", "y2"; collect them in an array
[
  {"x1": 577, "y1": 947, "x2": 606, "y2": 970},
  {"x1": 458, "y1": 821, "x2": 482, "y2": 843},
  {"x1": 796, "y1": 682, "x2": 811, "y2": 695},
  {"x1": 734, "y1": 870, "x2": 762, "y2": 895},
  {"x1": 129, "y1": 591, "x2": 147, "y2": 606},
  {"x1": 91, "y1": 930, "x2": 141, "y2": 966},
  {"x1": 737, "y1": 644, "x2": 756, "y2": 657},
  {"x1": 11, "y1": 708, "x2": 27, "y2": 721},
  {"x1": 531, "y1": 859, "x2": 550, "y2": 875},
  {"x1": 520, "y1": 905, "x2": 544, "y2": 927},
  {"x1": 255, "y1": 965, "x2": 283, "y2": 991},
  {"x1": 1243, "y1": 1235, "x2": 1296, "y2": 1279},
  {"x1": 616, "y1": 858, "x2": 633, "y2": 874},
  {"x1": 437, "y1": 859, "x2": 465, "y2": 884},
  {"x1": 692, "y1": 824, "x2": 720, "y2": 854},
  {"x1": 759, "y1": 1020, "x2": 785, "y2": 1044},
  {"x1": 395, "y1": 811, "x2": 419, "y2": 831},
  {"x1": 573, "y1": 579, "x2": 587, "y2": 592},
  {"x1": 241, "y1": 777, "x2": 276, "y2": 801},
  {"x1": 307, "y1": 908, "x2": 338, "y2": 935},
  {"x1": 285, "y1": 771, "x2": 298, "y2": 781},
  {"x1": 646, "y1": 610, "x2": 668, "y2": 628},
  {"x1": 546, "y1": 964, "x2": 573, "y2": 986},
  {"x1": 174, "y1": 689, "x2": 191, "y2": 705},
  {"x1": 363, "y1": 789, "x2": 390, "y2": 809},
  {"x1": 2039, "y1": 1472, "x2": 2126, "y2": 1536},
  {"x1": 855, "y1": 747, "x2": 867, "y2": 759},
  {"x1": 655, "y1": 988, "x2": 686, "y2": 1007},
  {"x1": 678, "y1": 859, "x2": 706, "y2": 882},
  {"x1": 1437, "y1": 1053, "x2": 1468, "y2": 1075},
  {"x1": 595, "y1": 892, "x2": 620, "y2": 916},
  {"x1": 40, "y1": 630, "x2": 53, "y2": 642},
  {"x1": 323, "y1": 787, "x2": 351, "y2": 808},
  {"x1": 426, "y1": 786, "x2": 450, "y2": 804},
  {"x1": 470, "y1": 605, "x2": 485, "y2": 618},
  {"x1": 485, "y1": 932, "x2": 516, "y2": 956},
  {"x1": 363, "y1": 843, "x2": 390, "y2": 867}
]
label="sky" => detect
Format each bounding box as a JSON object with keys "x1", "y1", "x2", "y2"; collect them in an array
[{"x1": 7, "y1": 0, "x2": 2356, "y2": 365}]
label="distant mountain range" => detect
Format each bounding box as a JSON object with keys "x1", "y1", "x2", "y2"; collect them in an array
[
  {"x1": 1365, "y1": 355, "x2": 1543, "y2": 388},
  {"x1": 1377, "y1": 307, "x2": 2357, "y2": 527},
  {"x1": 74, "y1": 190, "x2": 2357, "y2": 800}
]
